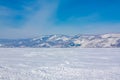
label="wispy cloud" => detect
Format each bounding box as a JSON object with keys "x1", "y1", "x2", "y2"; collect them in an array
[
  {"x1": 0, "y1": 0, "x2": 59, "y2": 38},
  {"x1": 0, "y1": 0, "x2": 40, "y2": 28},
  {"x1": 0, "y1": 6, "x2": 11, "y2": 16},
  {"x1": 0, "y1": 0, "x2": 120, "y2": 38}
]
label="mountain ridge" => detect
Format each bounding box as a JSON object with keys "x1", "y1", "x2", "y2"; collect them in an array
[{"x1": 0, "y1": 33, "x2": 120, "y2": 48}]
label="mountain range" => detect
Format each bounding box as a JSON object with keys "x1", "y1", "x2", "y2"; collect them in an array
[{"x1": 0, "y1": 33, "x2": 120, "y2": 48}]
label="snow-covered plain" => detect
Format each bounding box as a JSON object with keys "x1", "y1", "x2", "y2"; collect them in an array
[{"x1": 0, "y1": 48, "x2": 120, "y2": 80}]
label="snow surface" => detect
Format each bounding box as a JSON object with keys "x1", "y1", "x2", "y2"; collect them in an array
[{"x1": 0, "y1": 48, "x2": 120, "y2": 80}]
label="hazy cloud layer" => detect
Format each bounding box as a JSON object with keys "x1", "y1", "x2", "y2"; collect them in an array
[{"x1": 0, "y1": 0, "x2": 120, "y2": 38}]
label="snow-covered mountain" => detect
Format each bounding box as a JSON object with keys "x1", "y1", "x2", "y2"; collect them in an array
[{"x1": 0, "y1": 33, "x2": 120, "y2": 48}]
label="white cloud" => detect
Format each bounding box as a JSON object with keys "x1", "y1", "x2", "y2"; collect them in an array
[
  {"x1": 0, "y1": 0, "x2": 59, "y2": 39},
  {"x1": 0, "y1": 0, "x2": 120, "y2": 39}
]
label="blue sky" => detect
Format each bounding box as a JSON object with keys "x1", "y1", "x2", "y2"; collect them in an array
[{"x1": 0, "y1": 0, "x2": 120, "y2": 38}]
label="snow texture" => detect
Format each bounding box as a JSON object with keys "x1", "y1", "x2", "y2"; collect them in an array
[{"x1": 0, "y1": 48, "x2": 120, "y2": 80}]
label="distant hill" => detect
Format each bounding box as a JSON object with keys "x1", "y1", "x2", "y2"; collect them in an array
[{"x1": 0, "y1": 33, "x2": 120, "y2": 48}]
